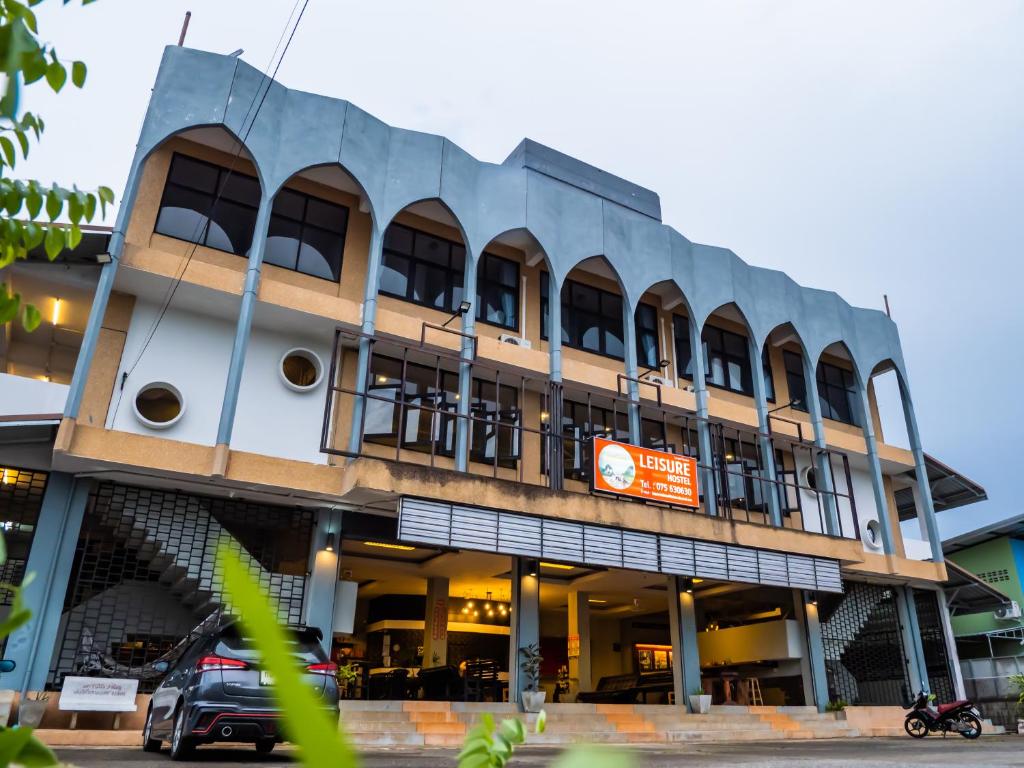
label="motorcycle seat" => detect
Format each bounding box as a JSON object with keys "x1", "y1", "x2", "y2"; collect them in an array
[{"x1": 936, "y1": 700, "x2": 970, "y2": 715}]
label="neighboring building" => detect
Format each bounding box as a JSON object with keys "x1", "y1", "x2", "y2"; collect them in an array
[
  {"x1": 0, "y1": 46, "x2": 987, "y2": 713},
  {"x1": 945, "y1": 516, "x2": 1024, "y2": 657}
]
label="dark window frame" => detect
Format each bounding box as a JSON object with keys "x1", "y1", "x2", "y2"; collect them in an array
[
  {"x1": 155, "y1": 152, "x2": 261, "y2": 256},
  {"x1": 540, "y1": 273, "x2": 626, "y2": 361},
  {"x1": 379, "y1": 222, "x2": 466, "y2": 314},
  {"x1": 673, "y1": 316, "x2": 755, "y2": 396},
  {"x1": 635, "y1": 303, "x2": 661, "y2": 369},
  {"x1": 475, "y1": 251, "x2": 520, "y2": 332},
  {"x1": 816, "y1": 359, "x2": 861, "y2": 427},
  {"x1": 783, "y1": 350, "x2": 809, "y2": 412},
  {"x1": 264, "y1": 187, "x2": 349, "y2": 282}
]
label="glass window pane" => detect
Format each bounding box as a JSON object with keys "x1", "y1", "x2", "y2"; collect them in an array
[
  {"x1": 723, "y1": 331, "x2": 746, "y2": 358},
  {"x1": 577, "y1": 312, "x2": 601, "y2": 352},
  {"x1": 297, "y1": 227, "x2": 344, "y2": 281},
  {"x1": 218, "y1": 173, "x2": 260, "y2": 207},
  {"x1": 380, "y1": 253, "x2": 410, "y2": 297},
  {"x1": 272, "y1": 188, "x2": 305, "y2": 220},
  {"x1": 384, "y1": 225, "x2": 414, "y2": 255},
  {"x1": 602, "y1": 291, "x2": 623, "y2": 320},
  {"x1": 206, "y1": 199, "x2": 256, "y2": 255},
  {"x1": 604, "y1": 324, "x2": 624, "y2": 359},
  {"x1": 571, "y1": 283, "x2": 599, "y2": 313},
  {"x1": 304, "y1": 197, "x2": 346, "y2": 232},
  {"x1": 727, "y1": 360, "x2": 744, "y2": 392},
  {"x1": 169, "y1": 155, "x2": 219, "y2": 193},
  {"x1": 155, "y1": 185, "x2": 210, "y2": 244},
  {"x1": 415, "y1": 233, "x2": 450, "y2": 266},
  {"x1": 413, "y1": 263, "x2": 448, "y2": 309},
  {"x1": 265, "y1": 216, "x2": 302, "y2": 270}
]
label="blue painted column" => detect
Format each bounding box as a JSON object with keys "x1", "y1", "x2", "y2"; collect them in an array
[
  {"x1": 895, "y1": 586, "x2": 929, "y2": 697},
  {"x1": 7, "y1": 474, "x2": 92, "y2": 693},
  {"x1": 347, "y1": 225, "x2": 385, "y2": 455},
  {"x1": 797, "y1": 590, "x2": 830, "y2": 712},
  {"x1": 508, "y1": 557, "x2": 539, "y2": 706},
  {"x1": 689, "y1": 318, "x2": 717, "y2": 516},
  {"x1": 802, "y1": 354, "x2": 841, "y2": 537},
  {"x1": 548, "y1": 280, "x2": 563, "y2": 383},
  {"x1": 215, "y1": 194, "x2": 273, "y2": 454},
  {"x1": 622, "y1": 302, "x2": 641, "y2": 445},
  {"x1": 547, "y1": 282, "x2": 564, "y2": 491},
  {"x1": 64, "y1": 157, "x2": 145, "y2": 420},
  {"x1": 454, "y1": 253, "x2": 478, "y2": 473},
  {"x1": 748, "y1": 337, "x2": 782, "y2": 527},
  {"x1": 855, "y1": 380, "x2": 895, "y2": 555},
  {"x1": 667, "y1": 576, "x2": 703, "y2": 710},
  {"x1": 897, "y1": 377, "x2": 943, "y2": 563},
  {"x1": 302, "y1": 508, "x2": 343, "y2": 653}
]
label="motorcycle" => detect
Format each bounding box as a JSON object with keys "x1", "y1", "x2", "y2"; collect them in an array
[{"x1": 903, "y1": 691, "x2": 983, "y2": 739}]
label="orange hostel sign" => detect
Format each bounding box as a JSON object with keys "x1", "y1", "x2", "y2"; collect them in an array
[{"x1": 591, "y1": 437, "x2": 699, "y2": 508}]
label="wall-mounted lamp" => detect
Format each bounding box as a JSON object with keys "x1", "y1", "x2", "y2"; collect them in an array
[
  {"x1": 51, "y1": 297, "x2": 62, "y2": 327},
  {"x1": 526, "y1": 559, "x2": 539, "y2": 578},
  {"x1": 809, "y1": 591, "x2": 818, "y2": 607},
  {"x1": 323, "y1": 532, "x2": 336, "y2": 553},
  {"x1": 768, "y1": 398, "x2": 802, "y2": 414},
  {"x1": 683, "y1": 577, "x2": 695, "y2": 594},
  {"x1": 442, "y1": 299, "x2": 473, "y2": 328},
  {"x1": 641, "y1": 358, "x2": 672, "y2": 377}
]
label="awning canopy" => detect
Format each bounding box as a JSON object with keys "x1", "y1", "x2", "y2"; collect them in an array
[
  {"x1": 944, "y1": 559, "x2": 1011, "y2": 615},
  {"x1": 895, "y1": 453, "x2": 987, "y2": 521}
]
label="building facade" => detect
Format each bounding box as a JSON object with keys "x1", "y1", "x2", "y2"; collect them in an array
[{"x1": 0, "y1": 46, "x2": 978, "y2": 712}]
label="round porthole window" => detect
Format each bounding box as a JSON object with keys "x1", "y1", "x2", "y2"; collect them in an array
[
  {"x1": 133, "y1": 382, "x2": 185, "y2": 429},
  {"x1": 802, "y1": 466, "x2": 818, "y2": 492},
  {"x1": 279, "y1": 348, "x2": 323, "y2": 392},
  {"x1": 864, "y1": 519, "x2": 883, "y2": 550}
]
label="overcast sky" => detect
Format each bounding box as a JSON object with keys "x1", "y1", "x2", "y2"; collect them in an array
[{"x1": 21, "y1": 1, "x2": 1023, "y2": 540}]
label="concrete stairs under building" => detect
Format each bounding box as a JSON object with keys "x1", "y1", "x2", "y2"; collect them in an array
[{"x1": 336, "y1": 702, "x2": 864, "y2": 748}]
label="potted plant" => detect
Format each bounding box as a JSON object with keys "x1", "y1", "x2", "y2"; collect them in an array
[
  {"x1": 825, "y1": 699, "x2": 849, "y2": 720},
  {"x1": 18, "y1": 691, "x2": 48, "y2": 728},
  {"x1": 689, "y1": 686, "x2": 712, "y2": 714},
  {"x1": 1010, "y1": 673, "x2": 1024, "y2": 734},
  {"x1": 519, "y1": 644, "x2": 546, "y2": 713},
  {"x1": 336, "y1": 664, "x2": 359, "y2": 700}
]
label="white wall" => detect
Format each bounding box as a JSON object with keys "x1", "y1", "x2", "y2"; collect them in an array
[
  {"x1": 231, "y1": 324, "x2": 333, "y2": 464},
  {"x1": 0, "y1": 372, "x2": 68, "y2": 417},
  {"x1": 793, "y1": 451, "x2": 882, "y2": 554},
  {"x1": 108, "y1": 300, "x2": 233, "y2": 445}
]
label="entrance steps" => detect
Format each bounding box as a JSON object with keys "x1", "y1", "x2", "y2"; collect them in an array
[{"x1": 336, "y1": 701, "x2": 864, "y2": 747}]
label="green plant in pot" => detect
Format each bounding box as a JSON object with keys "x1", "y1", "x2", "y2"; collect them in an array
[
  {"x1": 335, "y1": 664, "x2": 359, "y2": 700},
  {"x1": 519, "y1": 644, "x2": 545, "y2": 713},
  {"x1": 688, "y1": 685, "x2": 712, "y2": 715},
  {"x1": 1010, "y1": 673, "x2": 1024, "y2": 733}
]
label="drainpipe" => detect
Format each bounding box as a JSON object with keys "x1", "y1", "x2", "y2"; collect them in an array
[
  {"x1": 214, "y1": 194, "x2": 273, "y2": 464},
  {"x1": 64, "y1": 156, "x2": 145, "y2": 420},
  {"x1": 453, "y1": 253, "x2": 478, "y2": 473},
  {"x1": 802, "y1": 353, "x2": 841, "y2": 537},
  {"x1": 749, "y1": 338, "x2": 782, "y2": 527},
  {"x1": 347, "y1": 225, "x2": 384, "y2": 455},
  {"x1": 622, "y1": 303, "x2": 641, "y2": 445},
  {"x1": 547, "y1": 286, "x2": 564, "y2": 491},
  {"x1": 689, "y1": 318, "x2": 717, "y2": 516}
]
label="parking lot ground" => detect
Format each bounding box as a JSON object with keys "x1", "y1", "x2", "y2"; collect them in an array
[{"x1": 54, "y1": 736, "x2": 1024, "y2": 767}]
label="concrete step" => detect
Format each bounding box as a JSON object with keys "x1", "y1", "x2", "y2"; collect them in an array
[{"x1": 346, "y1": 731, "x2": 425, "y2": 747}]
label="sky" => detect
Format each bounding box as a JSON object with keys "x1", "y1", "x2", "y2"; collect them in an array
[{"x1": 20, "y1": 1, "x2": 1024, "y2": 540}]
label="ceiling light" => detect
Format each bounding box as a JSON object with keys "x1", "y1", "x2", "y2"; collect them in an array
[
  {"x1": 323, "y1": 533, "x2": 336, "y2": 553},
  {"x1": 588, "y1": 598, "x2": 607, "y2": 604},
  {"x1": 540, "y1": 562, "x2": 574, "y2": 571},
  {"x1": 51, "y1": 297, "x2": 61, "y2": 326},
  {"x1": 467, "y1": 601, "x2": 474, "y2": 609},
  {"x1": 362, "y1": 541, "x2": 416, "y2": 551},
  {"x1": 692, "y1": 578, "x2": 703, "y2": 584},
  {"x1": 376, "y1": 375, "x2": 388, "y2": 384}
]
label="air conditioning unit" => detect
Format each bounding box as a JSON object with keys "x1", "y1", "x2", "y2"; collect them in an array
[
  {"x1": 642, "y1": 374, "x2": 673, "y2": 388},
  {"x1": 498, "y1": 334, "x2": 532, "y2": 349},
  {"x1": 995, "y1": 601, "x2": 1022, "y2": 621}
]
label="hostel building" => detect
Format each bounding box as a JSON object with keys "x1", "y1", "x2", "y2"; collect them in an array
[{"x1": 0, "y1": 46, "x2": 988, "y2": 719}]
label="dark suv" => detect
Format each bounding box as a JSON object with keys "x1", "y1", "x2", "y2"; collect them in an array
[{"x1": 142, "y1": 622, "x2": 339, "y2": 759}]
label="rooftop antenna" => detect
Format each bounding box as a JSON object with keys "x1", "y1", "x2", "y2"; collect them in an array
[
  {"x1": 883, "y1": 294, "x2": 892, "y2": 318},
  {"x1": 177, "y1": 10, "x2": 191, "y2": 47}
]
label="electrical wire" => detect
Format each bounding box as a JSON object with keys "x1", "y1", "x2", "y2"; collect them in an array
[{"x1": 111, "y1": 0, "x2": 311, "y2": 420}]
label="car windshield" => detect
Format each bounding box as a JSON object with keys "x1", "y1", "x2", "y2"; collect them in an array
[{"x1": 213, "y1": 627, "x2": 324, "y2": 664}]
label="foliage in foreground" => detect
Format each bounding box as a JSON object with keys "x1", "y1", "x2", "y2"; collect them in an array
[{"x1": 0, "y1": 0, "x2": 114, "y2": 330}]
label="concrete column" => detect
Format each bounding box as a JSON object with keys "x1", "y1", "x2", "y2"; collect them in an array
[
  {"x1": 454, "y1": 252, "x2": 478, "y2": 472},
  {"x1": 302, "y1": 508, "x2": 342, "y2": 653},
  {"x1": 801, "y1": 353, "x2": 841, "y2": 537},
  {"x1": 567, "y1": 590, "x2": 591, "y2": 696},
  {"x1": 895, "y1": 586, "x2": 929, "y2": 697},
  {"x1": 347, "y1": 225, "x2": 385, "y2": 454},
  {"x1": 667, "y1": 576, "x2": 702, "y2": 710},
  {"x1": 748, "y1": 337, "x2": 782, "y2": 527},
  {"x1": 688, "y1": 318, "x2": 717, "y2": 516},
  {"x1": 622, "y1": 303, "x2": 641, "y2": 444},
  {"x1": 797, "y1": 590, "x2": 831, "y2": 712},
  {"x1": 855, "y1": 382, "x2": 896, "y2": 554},
  {"x1": 7, "y1": 474, "x2": 92, "y2": 693},
  {"x1": 791, "y1": 591, "x2": 817, "y2": 707},
  {"x1": 547, "y1": 285, "x2": 564, "y2": 491},
  {"x1": 422, "y1": 577, "x2": 450, "y2": 667},
  {"x1": 548, "y1": 279, "x2": 563, "y2": 382},
  {"x1": 936, "y1": 589, "x2": 967, "y2": 699},
  {"x1": 508, "y1": 557, "x2": 539, "y2": 705},
  {"x1": 65, "y1": 155, "x2": 145, "y2": 420},
  {"x1": 897, "y1": 377, "x2": 943, "y2": 563},
  {"x1": 214, "y1": 194, "x2": 274, "y2": 467}
]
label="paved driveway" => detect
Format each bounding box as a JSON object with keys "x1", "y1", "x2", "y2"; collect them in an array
[{"x1": 54, "y1": 737, "x2": 1024, "y2": 767}]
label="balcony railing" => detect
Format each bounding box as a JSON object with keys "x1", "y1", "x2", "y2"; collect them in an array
[{"x1": 321, "y1": 329, "x2": 859, "y2": 541}]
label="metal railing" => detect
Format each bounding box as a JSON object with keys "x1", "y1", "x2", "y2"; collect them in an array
[{"x1": 321, "y1": 328, "x2": 859, "y2": 541}]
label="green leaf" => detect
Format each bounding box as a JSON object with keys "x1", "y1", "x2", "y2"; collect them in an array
[
  {"x1": 67, "y1": 191, "x2": 82, "y2": 223},
  {"x1": 11, "y1": 733, "x2": 58, "y2": 767},
  {"x1": 45, "y1": 188, "x2": 60, "y2": 220},
  {"x1": 83, "y1": 191, "x2": 96, "y2": 221},
  {"x1": 21, "y1": 302, "x2": 41, "y2": 331},
  {"x1": 0, "y1": 136, "x2": 15, "y2": 168},
  {"x1": 45, "y1": 61, "x2": 66, "y2": 92},
  {"x1": 23, "y1": 221, "x2": 43, "y2": 248},
  {"x1": 14, "y1": 128, "x2": 29, "y2": 159},
  {"x1": 535, "y1": 709, "x2": 547, "y2": 734},
  {"x1": 67, "y1": 222, "x2": 82, "y2": 249},
  {"x1": 457, "y1": 752, "x2": 490, "y2": 768},
  {"x1": 0, "y1": 531, "x2": 6, "y2": 566},
  {"x1": 25, "y1": 182, "x2": 42, "y2": 218},
  {"x1": 43, "y1": 225, "x2": 63, "y2": 259},
  {"x1": 71, "y1": 60, "x2": 86, "y2": 87},
  {"x1": 0, "y1": 727, "x2": 36, "y2": 766},
  {"x1": 552, "y1": 746, "x2": 636, "y2": 768},
  {"x1": 0, "y1": 286, "x2": 20, "y2": 324},
  {"x1": 499, "y1": 718, "x2": 525, "y2": 745},
  {"x1": 97, "y1": 185, "x2": 113, "y2": 217},
  {"x1": 218, "y1": 544, "x2": 360, "y2": 768}
]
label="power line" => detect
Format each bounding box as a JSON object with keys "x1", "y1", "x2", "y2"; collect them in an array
[{"x1": 112, "y1": 1, "x2": 311, "y2": 419}]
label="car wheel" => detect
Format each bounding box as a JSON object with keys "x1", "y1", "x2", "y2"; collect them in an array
[
  {"x1": 142, "y1": 707, "x2": 162, "y2": 752},
  {"x1": 255, "y1": 739, "x2": 275, "y2": 754},
  {"x1": 957, "y1": 712, "x2": 982, "y2": 739},
  {"x1": 904, "y1": 715, "x2": 929, "y2": 738},
  {"x1": 169, "y1": 706, "x2": 194, "y2": 760}
]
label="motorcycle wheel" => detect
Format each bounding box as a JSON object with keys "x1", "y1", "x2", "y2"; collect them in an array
[
  {"x1": 956, "y1": 712, "x2": 982, "y2": 740},
  {"x1": 905, "y1": 716, "x2": 929, "y2": 738}
]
